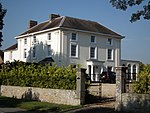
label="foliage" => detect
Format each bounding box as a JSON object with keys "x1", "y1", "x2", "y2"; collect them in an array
[
  {"x1": 0, "y1": 61, "x2": 76, "y2": 90},
  {"x1": 0, "y1": 2, "x2": 7, "y2": 47},
  {"x1": 110, "y1": 0, "x2": 150, "y2": 22},
  {"x1": 133, "y1": 64, "x2": 150, "y2": 94}
]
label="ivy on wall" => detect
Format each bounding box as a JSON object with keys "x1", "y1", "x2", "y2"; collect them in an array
[{"x1": 0, "y1": 61, "x2": 76, "y2": 90}]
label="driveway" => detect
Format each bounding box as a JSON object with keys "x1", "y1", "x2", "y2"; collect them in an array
[{"x1": 68, "y1": 101, "x2": 116, "y2": 113}]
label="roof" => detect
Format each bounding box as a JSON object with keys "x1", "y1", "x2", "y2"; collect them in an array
[
  {"x1": 4, "y1": 43, "x2": 18, "y2": 51},
  {"x1": 19, "y1": 16, "x2": 122, "y2": 37}
]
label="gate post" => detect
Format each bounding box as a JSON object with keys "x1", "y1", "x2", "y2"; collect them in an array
[
  {"x1": 115, "y1": 66, "x2": 127, "y2": 111},
  {"x1": 76, "y1": 68, "x2": 86, "y2": 105}
]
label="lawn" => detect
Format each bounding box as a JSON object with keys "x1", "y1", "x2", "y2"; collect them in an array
[{"x1": 0, "y1": 96, "x2": 80, "y2": 112}]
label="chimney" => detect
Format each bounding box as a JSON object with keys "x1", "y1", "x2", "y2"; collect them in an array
[
  {"x1": 28, "y1": 20, "x2": 38, "y2": 29},
  {"x1": 49, "y1": 14, "x2": 60, "y2": 21}
]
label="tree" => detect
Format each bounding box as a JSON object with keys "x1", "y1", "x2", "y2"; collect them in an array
[
  {"x1": 0, "y1": 3, "x2": 6, "y2": 48},
  {"x1": 110, "y1": 0, "x2": 150, "y2": 22}
]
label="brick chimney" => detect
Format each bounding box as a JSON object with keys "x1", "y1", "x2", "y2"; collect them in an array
[
  {"x1": 28, "y1": 20, "x2": 38, "y2": 29},
  {"x1": 49, "y1": 14, "x2": 60, "y2": 21}
]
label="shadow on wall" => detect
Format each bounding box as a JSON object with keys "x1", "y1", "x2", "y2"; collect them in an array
[
  {"x1": 22, "y1": 88, "x2": 40, "y2": 101},
  {"x1": 25, "y1": 41, "x2": 68, "y2": 66}
]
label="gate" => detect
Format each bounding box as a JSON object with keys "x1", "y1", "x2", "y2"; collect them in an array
[{"x1": 85, "y1": 82, "x2": 102, "y2": 103}]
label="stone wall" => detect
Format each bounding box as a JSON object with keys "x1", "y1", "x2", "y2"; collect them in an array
[
  {"x1": 121, "y1": 93, "x2": 150, "y2": 113},
  {"x1": 1, "y1": 85, "x2": 80, "y2": 106},
  {"x1": 101, "y1": 83, "x2": 116, "y2": 98},
  {"x1": 88, "y1": 83, "x2": 116, "y2": 99}
]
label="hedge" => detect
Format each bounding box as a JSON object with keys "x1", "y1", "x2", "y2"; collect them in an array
[
  {"x1": 133, "y1": 64, "x2": 150, "y2": 94},
  {"x1": 0, "y1": 61, "x2": 76, "y2": 90}
]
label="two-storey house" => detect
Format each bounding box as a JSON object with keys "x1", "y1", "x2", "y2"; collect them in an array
[{"x1": 4, "y1": 14, "x2": 124, "y2": 81}]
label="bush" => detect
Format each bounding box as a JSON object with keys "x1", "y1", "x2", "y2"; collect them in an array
[
  {"x1": 133, "y1": 64, "x2": 150, "y2": 94},
  {"x1": 0, "y1": 61, "x2": 76, "y2": 90}
]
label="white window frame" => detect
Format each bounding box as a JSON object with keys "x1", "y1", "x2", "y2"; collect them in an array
[
  {"x1": 24, "y1": 38, "x2": 27, "y2": 45},
  {"x1": 24, "y1": 49, "x2": 27, "y2": 58},
  {"x1": 89, "y1": 46, "x2": 97, "y2": 59},
  {"x1": 70, "y1": 43, "x2": 78, "y2": 58},
  {"x1": 47, "y1": 45, "x2": 51, "y2": 56},
  {"x1": 33, "y1": 35, "x2": 36, "y2": 43},
  {"x1": 107, "y1": 38, "x2": 113, "y2": 46},
  {"x1": 71, "y1": 33, "x2": 78, "y2": 41},
  {"x1": 107, "y1": 49, "x2": 113, "y2": 60},
  {"x1": 91, "y1": 36, "x2": 96, "y2": 43},
  {"x1": 32, "y1": 47, "x2": 36, "y2": 58},
  {"x1": 47, "y1": 33, "x2": 51, "y2": 41}
]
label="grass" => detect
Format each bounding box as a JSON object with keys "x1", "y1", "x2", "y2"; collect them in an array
[{"x1": 0, "y1": 96, "x2": 81, "y2": 112}]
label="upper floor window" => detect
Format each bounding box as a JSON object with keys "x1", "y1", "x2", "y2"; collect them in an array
[
  {"x1": 107, "y1": 49, "x2": 113, "y2": 60},
  {"x1": 107, "y1": 38, "x2": 113, "y2": 45},
  {"x1": 91, "y1": 36, "x2": 96, "y2": 43},
  {"x1": 90, "y1": 47, "x2": 97, "y2": 59},
  {"x1": 70, "y1": 43, "x2": 78, "y2": 57},
  {"x1": 47, "y1": 45, "x2": 51, "y2": 56},
  {"x1": 24, "y1": 38, "x2": 27, "y2": 45},
  {"x1": 48, "y1": 33, "x2": 51, "y2": 40},
  {"x1": 33, "y1": 47, "x2": 36, "y2": 58},
  {"x1": 33, "y1": 35, "x2": 36, "y2": 43},
  {"x1": 71, "y1": 33, "x2": 77, "y2": 41}
]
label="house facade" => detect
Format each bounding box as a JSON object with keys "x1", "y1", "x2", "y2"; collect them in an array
[{"x1": 4, "y1": 14, "x2": 124, "y2": 81}]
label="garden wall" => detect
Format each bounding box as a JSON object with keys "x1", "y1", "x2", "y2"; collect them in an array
[
  {"x1": 0, "y1": 85, "x2": 80, "y2": 106},
  {"x1": 121, "y1": 93, "x2": 150, "y2": 113},
  {"x1": 101, "y1": 83, "x2": 116, "y2": 98}
]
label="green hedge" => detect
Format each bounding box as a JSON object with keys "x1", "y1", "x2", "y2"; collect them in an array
[
  {"x1": 0, "y1": 61, "x2": 76, "y2": 90},
  {"x1": 133, "y1": 64, "x2": 150, "y2": 94}
]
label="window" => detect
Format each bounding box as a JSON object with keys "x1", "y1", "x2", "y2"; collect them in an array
[
  {"x1": 33, "y1": 35, "x2": 36, "y2": 43},
  {"x1": 24, "y1": 49, "x2": 27, "y2": 58},
  {"x1": 24, "y1": 38, "x2": 27, "y2": 45},
  {"x1": 133, "y1": 65, "x2": 136, "y2": 80},
  {"x1": 107, "y1": 49, "x2": 113, "y2": 60},
  {"x1": 71, "y1": 44, "x2": 77, "y2": 57},
  {"x1": 47, "y1": 45, "x2": 51, "y2": 56},
  {"x1": 107, "y1": 38, "x2": 112, "y2": 45},
  {"x1": 90, "y1": 47, "x2": 96, "y2": 59},
  {"x1": 71, "y1": 33, "x2": 77, "y2": 41},
  {"x1": 91, "y1": 36, "x2": 95, "y2": 43},
  {"x1": 48, "y1": 33, "x2": 51, "y2": 40},
  {"x1": 128, "y1": 64, "x2": 131, "y2": 80},
  {"x1": 33, "y1": 47, "x2": 36, "y2": 57}
]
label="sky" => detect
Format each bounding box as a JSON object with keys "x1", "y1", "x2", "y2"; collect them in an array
[{"x1": 1, "y1": 0, "x2": 150, "y2": 64}]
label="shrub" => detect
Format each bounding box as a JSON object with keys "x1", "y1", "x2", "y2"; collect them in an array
[
  {"x1": 133, "y1": 64, "x2": 150, "y2": 94},
  {"x1": 0, "y1": 61, "x2": 76, "y2": 90}
]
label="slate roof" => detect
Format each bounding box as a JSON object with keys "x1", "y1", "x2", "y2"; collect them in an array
[
  {"x1": 19, "y1": 16, "x2": 121, "y2": 37},
  {"x1": 4, "y1": 43, "x2": 18, "y2": 51}
]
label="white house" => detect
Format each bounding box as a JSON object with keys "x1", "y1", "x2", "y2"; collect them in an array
[{"x1": 4, "y1": 14, "x2": 125, "y2": 81}]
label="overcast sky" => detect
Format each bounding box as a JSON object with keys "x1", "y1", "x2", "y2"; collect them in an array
[{"x1": 1, "y1": 0, "x2": 150, "y2": 64}]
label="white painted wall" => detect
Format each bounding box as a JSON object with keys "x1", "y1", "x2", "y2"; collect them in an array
[{"x1": 4, "y1": 28, "x2": 121, "y2": 71}]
